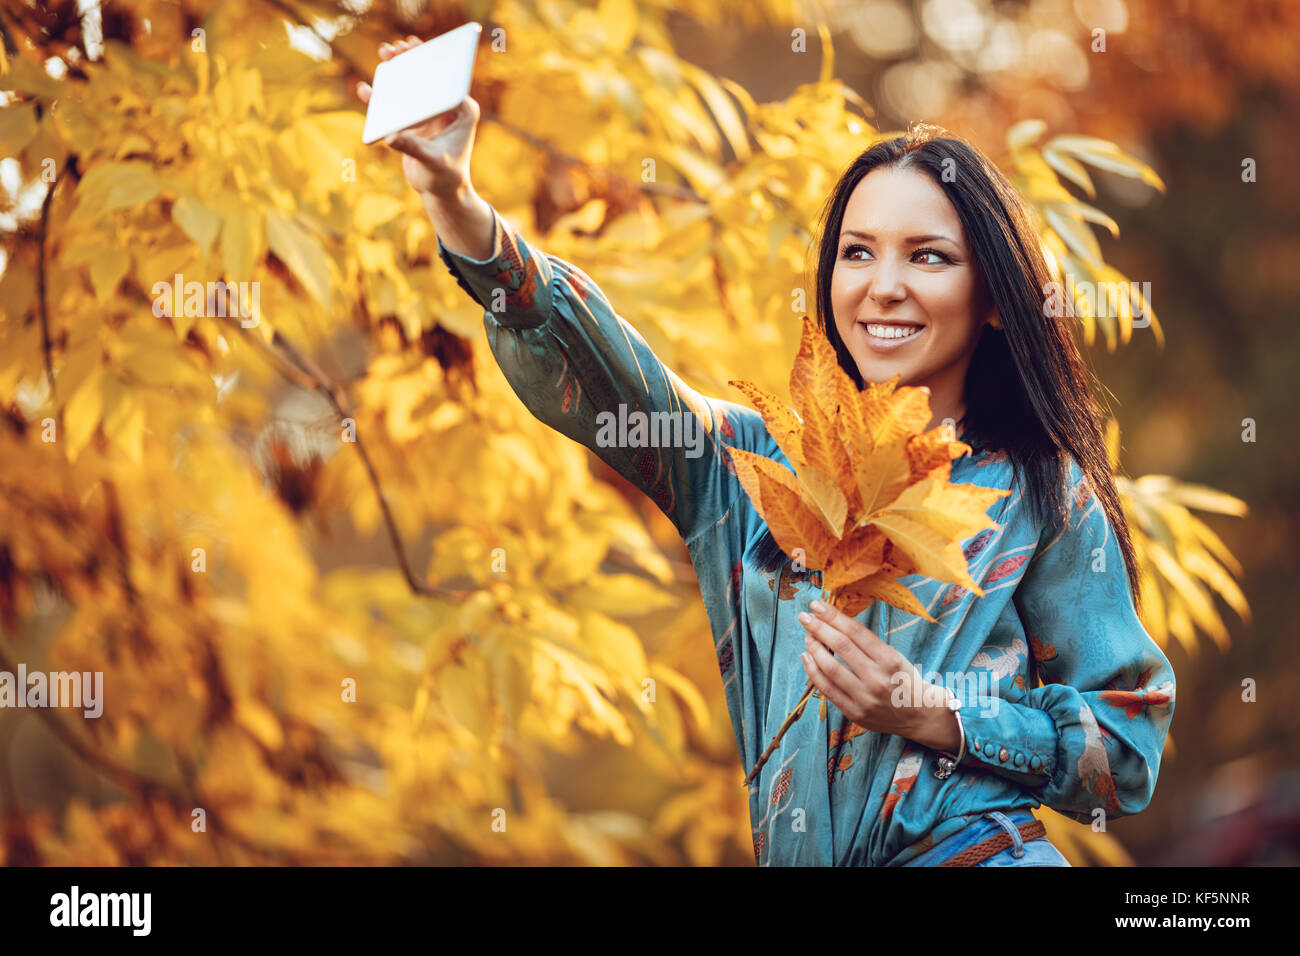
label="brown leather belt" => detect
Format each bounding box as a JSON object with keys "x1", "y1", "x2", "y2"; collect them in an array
[{"x1": 939, "y1": 819, "x2": 1047, "y2": 867}]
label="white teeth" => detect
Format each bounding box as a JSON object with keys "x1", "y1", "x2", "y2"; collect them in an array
[{"x1": 865, "y1": 324, "x2": 921, "y2": 340}]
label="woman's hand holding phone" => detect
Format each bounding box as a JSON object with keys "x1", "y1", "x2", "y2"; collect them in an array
[
  {"x1": 356, "y1": 36, "x2": 494, "y2": 261},
  {"x1": 355, "y1": 36, "x2": 480, "y2": 201}
]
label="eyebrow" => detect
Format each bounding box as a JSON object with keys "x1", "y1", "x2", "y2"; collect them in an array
[{"x1": 840, "y1": 230, "x2": 961, "y2": 245}]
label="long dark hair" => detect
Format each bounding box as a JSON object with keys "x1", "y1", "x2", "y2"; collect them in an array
[{"x1": 751, "y1": 124, "x2": 1142, "y2": 606}]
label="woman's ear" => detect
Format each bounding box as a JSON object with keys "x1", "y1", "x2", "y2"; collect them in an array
[{"x1": 987, "y1": 307, "x2": 1002, "y2": 330}]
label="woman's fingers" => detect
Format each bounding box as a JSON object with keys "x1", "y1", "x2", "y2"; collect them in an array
[
  {"x1": 809, "y1": 601, "x2": 890, "y2": 665},
  {"x1": 802, "y1": 649, "x2": 853, "y2": 716},
  {"x1": 800, "y1": 609, "x2": 873, "y2": 677},
  {"x1": 355, "y1": 81, "x2": 371, "y2": 104},
  {"x1": 384, "y1": 130, "x2": 434, "y2": 164},
  {"x1": 803, "y1": 626, "x2": 861, "y2": 700},
  {"x1": 378, "y1": 37, "x2": 418, "y2": 61}
]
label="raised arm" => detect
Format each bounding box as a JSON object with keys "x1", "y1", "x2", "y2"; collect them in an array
[
  {"x1": 355, "y1": 43, "x2": 770, "y2": 543},
  {"x1": 434, "y1": 193, "x2": 768, "y2": 543}
]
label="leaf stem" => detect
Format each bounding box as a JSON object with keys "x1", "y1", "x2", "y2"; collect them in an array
[
  {"x1": 743, "y1": 678, "x2": 817, "y2": 788},
  {"x1": 741, "y1": 583, "x2": 833, "y2": 788}
]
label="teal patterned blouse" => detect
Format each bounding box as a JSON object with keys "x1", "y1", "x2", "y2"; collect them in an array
[{"x1": 435, "y1": 204, "x2": 1177, "y2": 866}]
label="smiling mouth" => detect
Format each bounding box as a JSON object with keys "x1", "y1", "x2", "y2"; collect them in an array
[{"x1": 858, "y1": 321, "x2": 924, "y2": 344}]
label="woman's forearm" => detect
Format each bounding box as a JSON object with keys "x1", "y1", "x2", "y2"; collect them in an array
[{"x1": 422, "y1": 182, "x2": 495, "y2": 261}]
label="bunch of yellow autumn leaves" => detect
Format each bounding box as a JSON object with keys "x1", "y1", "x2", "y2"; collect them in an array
[
  {"x1": 726, "y1": 317, "x2": 1011, "y2": 784},
  {"x1": 727, "y1": 316, "x2": 1010, "y2": 618}
]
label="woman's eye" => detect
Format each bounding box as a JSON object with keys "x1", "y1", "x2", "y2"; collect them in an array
[
  {"x1": 842, "y1": 244, "x2": 870, "y2": 261},
  {"x1": 913, "y1": 248, "x2": 950, "y2": 265}
]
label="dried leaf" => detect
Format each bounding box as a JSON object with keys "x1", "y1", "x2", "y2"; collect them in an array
[
  {"x1": 729, "y1": 316, "x2": 1009, "y2": 615},
  {"x1": 725, "y1": 446, "x2": 838, "y2": 569}
]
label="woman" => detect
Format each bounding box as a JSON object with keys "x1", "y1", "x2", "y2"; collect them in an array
[{"x1": 357, "y1": 37, "x2": 1175, "y2": 866}]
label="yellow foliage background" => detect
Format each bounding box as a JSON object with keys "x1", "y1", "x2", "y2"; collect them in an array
[{"x1": 0, "y1": 0, "x2": 1270, "y2": 866}]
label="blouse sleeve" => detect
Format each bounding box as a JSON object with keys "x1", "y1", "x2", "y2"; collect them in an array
[
  {"x1": 435, "y1": 204, "x2": 767, "y2": 544},
  {"x1": 954, "y1": 459, "x2": 1176, "y2": 824}
]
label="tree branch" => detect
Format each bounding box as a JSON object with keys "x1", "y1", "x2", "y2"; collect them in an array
[
  {"x1": 37, "y1": 168, "x2": 62, "y2": 423},
  {"x1": 214, "y1": 316, "x2": 468, "y2": 603}
]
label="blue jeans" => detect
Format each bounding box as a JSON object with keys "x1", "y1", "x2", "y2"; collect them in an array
[{"x1": 901, "y1": 810, "x2": 1071, "y2": 867}]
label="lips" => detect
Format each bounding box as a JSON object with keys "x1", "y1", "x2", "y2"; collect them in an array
[{"x1": 856, "y1": 320, "x2": 925, "y2": 349}]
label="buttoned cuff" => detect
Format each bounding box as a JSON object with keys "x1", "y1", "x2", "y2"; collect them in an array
[
  {"x1": 953, "y1": 695, "x2": 1056, "y2": 786},
  {"x1": 434, "y1": 207, "x2": 552, "y2": 329}
]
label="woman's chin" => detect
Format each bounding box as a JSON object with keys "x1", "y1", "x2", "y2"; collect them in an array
[{"x1": 854, "y1": 358, "x2": 916, "y2": 388}]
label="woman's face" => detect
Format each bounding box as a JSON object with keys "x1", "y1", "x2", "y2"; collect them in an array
[{"x1": 830, "y1": 165, "x2": 998, "y2": 427}]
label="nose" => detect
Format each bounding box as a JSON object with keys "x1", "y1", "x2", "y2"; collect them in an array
[{"x1": 868, "y1": 254, "x2": 907, "y2": 307}]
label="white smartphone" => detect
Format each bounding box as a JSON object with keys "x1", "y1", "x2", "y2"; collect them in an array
[{"x1": 361, "y1": 21, "x2": 482, "y2": 145}]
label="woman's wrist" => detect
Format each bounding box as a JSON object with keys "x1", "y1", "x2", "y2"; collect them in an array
[
  {"x1": 421, "y1": 180, "x2": 495, "y2": 261},
  {"x1": 908, "y1": 695, "x2": 963, "y2": 753}
]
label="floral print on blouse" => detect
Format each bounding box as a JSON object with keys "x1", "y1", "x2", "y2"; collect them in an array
[{"x1": 435, "y1": 204, "x2": 1176, "y2": 866}]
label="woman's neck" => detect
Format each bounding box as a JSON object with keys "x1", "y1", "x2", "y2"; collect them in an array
[{"x1": 926, "y1": 398, "x2": 966, "y2": 437}]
